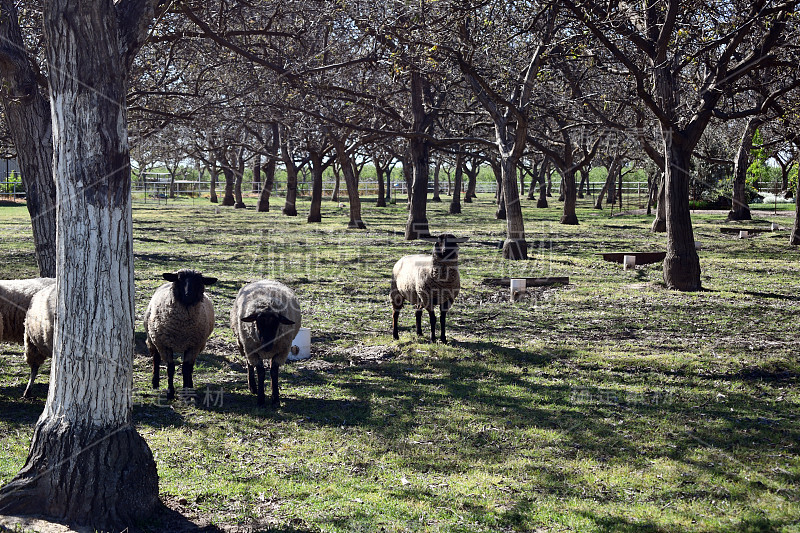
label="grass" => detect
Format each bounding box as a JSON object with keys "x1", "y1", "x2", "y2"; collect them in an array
[{"x1": 0, "y1": 192, "x2": 799, "y2": 532}]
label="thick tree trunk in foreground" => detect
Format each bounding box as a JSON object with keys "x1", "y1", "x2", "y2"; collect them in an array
[
  {"x1": 0, "y1": 1, "x2": 159, "y2": 527},
  {"x1": 663, "y1": 142, "x2": 700, "y2": 290},
  {"x1": 0, "y1": 0, "x2": 57, "y2": 276},
  {"x1": 728, "y1": 116, "x2": 762, "y2": 221}
]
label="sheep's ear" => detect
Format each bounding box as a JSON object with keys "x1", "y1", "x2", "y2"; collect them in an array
[
  {"x1": 162, "y1": 273, "x2": 178, "y2": 282},
  {"x1": 241, "y1": 313, "x2": 259, "y2": 322},
  {"x1": 277, "y1": 314, "x2": 295, "y2": 325},
  {"x1": 202, "y1": 277, "x2": 218, "y2": 286}
]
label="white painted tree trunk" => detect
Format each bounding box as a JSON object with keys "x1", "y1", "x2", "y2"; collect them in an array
[{"x1": 0, "y1": 0, "x2": 159, "y2": 527}]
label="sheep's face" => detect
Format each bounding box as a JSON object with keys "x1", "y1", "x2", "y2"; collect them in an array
[
  {"x1": 163, "y1": 270, "x2": 217, "y2": 307},
  {"x1": 434, "y1": 234, "x2": 460, "y2": 262},
  {"x1": 241, "y1": 311, "x2": 295, "y2": 352}
]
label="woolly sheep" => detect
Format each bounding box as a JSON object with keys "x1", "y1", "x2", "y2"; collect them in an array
[
  {"x1": 22, "y1": 283, "x2": 56, "y2": 398},
  {"x1": 0, "y1": 278, "x2": 55, "y2": 345},
  {"x1": 391, "y1": 234, "x2": 466, "y2": 344},
  {"x1": 144, "y1": 269, "x2": 217, "y2": 400},
  {"x1": 230, "y1": 280, "x2": 301, "y2": 407}
]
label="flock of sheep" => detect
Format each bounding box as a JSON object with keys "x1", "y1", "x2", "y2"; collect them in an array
[{"x1": 0, "y1": 234, "x2": 464, "y2": 408}]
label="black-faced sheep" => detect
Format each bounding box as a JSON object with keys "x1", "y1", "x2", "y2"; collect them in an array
[
  {"x1": 0, "y1": 278, "x2": 56, "y2": 344},
  {"x1": 230, "y1": 280, "x2": 301, "y2": 407},
  {"x1": 144, "y1": 269, "x2": 217, "y2": 400},
  {"x1": 391, "y1": 234, "x2": 466, "y2": 343},
  {"x1": 22, "y1": 283, "x2": 56, "y2": 398}
]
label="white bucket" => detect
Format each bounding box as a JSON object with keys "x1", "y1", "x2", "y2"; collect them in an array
[
  {"x1": 739, "y1": 230, "x2": 748, "y2": 239},
  {"x1": 623, "y1": 255, "x2": 636, "y2": 270},
  {"x1": 287, "y1": 327, "x2": 311, "y2": 361},
  {"x1": 510, "y1": 279, "x2": 526, "y2": 302},
  {"x1": 771, "y1": 223, "x2": 779, "y2": 231}
]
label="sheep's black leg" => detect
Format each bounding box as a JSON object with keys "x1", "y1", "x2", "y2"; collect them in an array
[
  {"x1": 22, "y1": 364, "x2": 39, "y2": 399},
  {"x1": 270, "y1": 362, "x2": 281, "y2": 408},
  {"x1": 166, "y1": 354, "x2": 176, "y2": 400},
  {"x1": 392, "y1": 309, "x2": 401, "y2": 340},
  {"x1": 151, "y1": 348, "x2": 161, "y2": 389},
  {"x1": 247, "y1": 363, "x2": 258, "y2": 394},
  {"x1": 428, "y1": 310, "x2": 437, "y2": 342},
  {"x1": 182, "y1": 353, "x2": 195, "y2": 390},
  {"x1": 440, "y1": 309, "x2": 448, "y2": 344},
  {"x1": 415, "y1": 309, "x2": 423, "y2": 336},
  {"x1": 255, "y1": 359, "x2": 266, "y2": 407}
]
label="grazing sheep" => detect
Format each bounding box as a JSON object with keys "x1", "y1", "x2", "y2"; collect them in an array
[
  {"x1": 230, "y1": 280, "x2": 301, "y2": 407},
  {"x1": 0, "y1": 278, "x2": 56, "y2": 344},
  {"x1": 391, "y1": 234, "x2": 466, "y2": 343},
  {"x1": 144, "y1": 269, "x2": 217, "y2": 400},
  {"x1": 22, "y1": 283, "x2": 56, "y2": 398}
]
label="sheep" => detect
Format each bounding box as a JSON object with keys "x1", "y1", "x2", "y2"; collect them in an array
[
  {"x1": 22, "y1": 283, "x2": 56, "y2": 398},
  {"x1": 391, "y1": 234, "x2": 466, "y2": 344},
  {"x1": 230, "y1": 280, "x2": 301, "y2": 407},
  {"x1": 144, "y1": 269, "x2": 217, "y2": 400},
  {"x1": 0, "y1": 278, "x2": 56, "y2": 345}
]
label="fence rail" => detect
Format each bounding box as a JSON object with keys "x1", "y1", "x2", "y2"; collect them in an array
[{"x1": 126, "y1": 179, "x2": 655, "y2": 202}]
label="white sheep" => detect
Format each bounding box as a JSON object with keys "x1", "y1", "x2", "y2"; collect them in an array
[
  {"x1": 22, "y1": 283, "x2": 56, "y2": 398},
  {"x1": 391, "y1": 234, "x2": 466, "y2": 343},
  {"x1": 0, "y1": 278, "x2": 55, "y2": 344},
  {"x1": 230, "y1": 280, "x2": 301, "y2": 407},
  {"x1": 144, "y1": 269, "x2": 217, "y2": 400}
]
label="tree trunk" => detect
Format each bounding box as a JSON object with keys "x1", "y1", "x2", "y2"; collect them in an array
[
  {"x1": 663, "y1": 141, "x2": 701, "y2": 290},
  {"x1": 432, "y1": 159, "x2": 442, "y2": 202},
  {"x1": 257, "y1": 124, "x2": 278, "y2": 212},
  {"x1": 0, "y1": 2, "x2": 159, "y2": 528},
  {"x1": 500, "y1": 155, "x2": 527, "y2": 259},
  {"x1": 594, "y1": 158, "x2": 621, "y2": 209},
  {"x1": 791, "y1": 150, "x2": 800, "y2": 245},
  {"x1": 0, "y1": 0, "x2": 57, "y2": 277},
  {"x1": 491, "y1": 159, "x2": 506, "y2": 219},
  {"x1": 308, "y1": 151, "x2": 323, "y2": 223},
  {"x1": 221, "y1": 164, "x2": 235, "y2": 206},
  {"x1": 728, "y1": 117, "x2": 762, "y2": 221},
  {"x1": 651, "y1": 172, "x2": 666, "y2": 232},
  {"x1": 449, "y1": 146, "x2": 463, "y2": 215},
  {"x1": 257, "y1": 156, "x2": 275, "y2": 212},
  {"x1": 464, "y1": 161, "x2": 477, "y2": 203},
  {"x1": 406, "y1": 136, "x2": 431, "y2": 238},
  {"x1": 331, "y1": 164, "x2": 340, "y2": 202},
  {"x1": 560, "y1": 167, "x2": 579, "y2": 225},
  {"x1": 331, "y1": 136, "x2": 365, "y2": 228},
  {"x1": 375, "y1": 161, "x2": 386, "y2": 207},
  {"x1": 233, "y1": 156, "x2": 246, "y2": 209},
  {"x1": 546, "y1": 169, "x2": 553, "y2": 197},
  {"x1": 281, "y1": 138, "x2": 298, "y2": 217},
  {"x1": 385, "y1": 164, "x2": 392, "y2": 201},
  {"x1": 209, "y1": 163, "x2": 219, "y2": 203},
  {"x1": 536, "y1": 158, "x2": 549, "y2": 208},
  {"x1": 577, "y1": 168, "x2": 587, "y2": 199},
  {"x1": 252, "y1": 159, "x2": 261, "y2": 193}
]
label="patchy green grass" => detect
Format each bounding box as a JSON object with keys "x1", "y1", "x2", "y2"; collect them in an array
[{"x1": 1, "y1": 193, "x2": 799, "y2": 532}]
